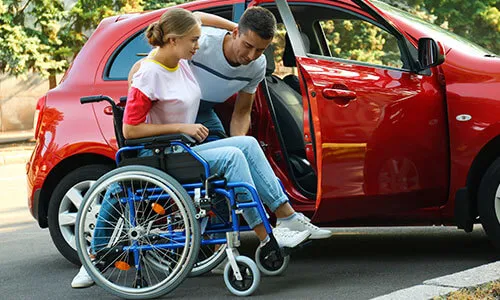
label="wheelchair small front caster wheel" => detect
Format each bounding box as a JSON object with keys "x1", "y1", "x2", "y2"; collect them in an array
[
  {"x1": 223, "y1": 256, "x2": 260, "y2": 296},
  {"x1": 255, "y1": 246, "x2": 290, "y2": 276}
]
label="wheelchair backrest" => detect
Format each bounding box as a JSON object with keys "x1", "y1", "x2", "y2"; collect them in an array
[
  {"x1": 113, "y1": 96, "x2": 128, "y2": 149},
  {"x1": 115, "y1": 97, "x2": 206, "y2": 183}
]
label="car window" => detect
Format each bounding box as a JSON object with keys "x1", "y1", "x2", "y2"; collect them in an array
[
  {"x1": 106, "y1": 31, "x2": 151, "y2": 80},
  {"x1": 318, "y1": 18, "x2": 404, "y2": 69},
  {"x1": 280, "y1": 3, "x2": 408, "y2": 70},
  {"x1": 270, "y1": 23, "x2": 297, "y2": 78}
]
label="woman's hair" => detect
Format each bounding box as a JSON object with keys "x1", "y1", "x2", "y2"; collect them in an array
[{"x1": 146, "y1": 8, "x2": 200, "y2": 47}]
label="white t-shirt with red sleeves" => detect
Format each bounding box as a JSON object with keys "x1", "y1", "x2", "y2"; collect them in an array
[{"x1": 124, "y1": 59, "x2": 201, "y2": 126}]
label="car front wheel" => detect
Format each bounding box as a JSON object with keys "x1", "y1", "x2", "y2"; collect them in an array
[
  {"x1": 478, "y1": 157, "x2": 500, "y2": 249},
  {"x1": 47, "y1": 164, "x2": 113, "y2": 265}
]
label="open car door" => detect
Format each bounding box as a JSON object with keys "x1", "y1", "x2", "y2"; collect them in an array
[{"x1": 273, "y1": 0, "x2": 450, "y2": 223}]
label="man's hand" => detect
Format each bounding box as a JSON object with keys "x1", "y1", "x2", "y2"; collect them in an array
[
  {"x1": 180, "y1": 124, "x2": 209, "y2": 142},
  {"x1": 230, "y1": 91, "x2": 254, "y2": 136}
]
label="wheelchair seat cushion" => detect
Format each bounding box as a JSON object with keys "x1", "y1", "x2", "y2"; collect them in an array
[{"x1": 118, "y1": 151, "x2": 205, "y2": 184}]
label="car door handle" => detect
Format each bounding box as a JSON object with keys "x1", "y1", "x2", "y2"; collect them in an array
[{"x1": 322, "y1": 88, "x2": 357, "y2": 101}]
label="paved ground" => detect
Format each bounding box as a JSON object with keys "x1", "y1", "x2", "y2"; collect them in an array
[{"x1": 2, "y1": 132, "x2": 499, "y2": 299}]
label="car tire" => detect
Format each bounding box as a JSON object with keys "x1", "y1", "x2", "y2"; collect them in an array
[
  {"x1": 478, "y1": 157, "x2": 500, "y2": 249},
  {"x1": 48, "y1": 164, "x2": 113, "y2": 265}
]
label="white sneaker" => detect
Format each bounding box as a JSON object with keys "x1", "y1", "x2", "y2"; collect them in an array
[
  {"x1": 276, "y1": 213, "x2": 332, "y2": 239},
  {"x1": 211, "y1": 258, "x2": 227, "y2": 275},
  {"x1": 71, "y1": 266, "x2": 94, "y2": 288},
  {"x1": 272, "y1": 227, "x2": 310, "y2": 248}
]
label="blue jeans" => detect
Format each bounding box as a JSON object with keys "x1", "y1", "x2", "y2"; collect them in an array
[
  {"x1": 192, "y1": 136, "x2": 288, "y2": 228},
  {"x1": 91, "y1": 136, "x2": 288, "y2": 252}
]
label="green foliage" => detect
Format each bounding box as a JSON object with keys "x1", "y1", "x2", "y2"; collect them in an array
[
  {"x1": 320, "y1": 19, "x2": 403, "y2": 68},
  {"x1": 0, "y1": 0, "x2": 66, "y2": 77},
  {"x1": 0, "y1": 0, "x2": 497, "y2": 82},
  {"x1": 0, "y1": 0, "x2": 148, "y2": 80},
  {"x1": 0, "y1": 0, "x2": 198, "y2": 82},
  {"x1": 382, "y1": 0, "x2": 499, "y2": 54}
]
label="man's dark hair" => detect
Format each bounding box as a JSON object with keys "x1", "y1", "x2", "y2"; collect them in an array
[{"x1": 238, "y1": 7, "x2": 277, "y2": 40}]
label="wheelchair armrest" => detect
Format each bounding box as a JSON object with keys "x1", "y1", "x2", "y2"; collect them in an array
[
  {"x1": 208, "y1": 130, "x2": 228, "y2": 139},
  {"x1": 124, "y1": 133, "x2": 196, "y2": 146}
]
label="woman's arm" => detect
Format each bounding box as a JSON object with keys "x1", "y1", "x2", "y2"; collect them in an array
[
  {"x1": 123, "y1": 123, "x2": 209, "y2": 142},
  {"x1": 128, "y1": 59, "x2": 144, "y2": 88},
  {"x1": 193, "y1": 11, "x2": 237, "y2": 31}
]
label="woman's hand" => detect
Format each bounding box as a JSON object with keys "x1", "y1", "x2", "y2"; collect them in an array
[{"x1": 180, "y1": 124, "x2": 209, "y2": 142}]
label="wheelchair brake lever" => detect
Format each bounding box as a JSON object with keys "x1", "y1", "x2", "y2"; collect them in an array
[{"x1": 194, "y1": 188, "x2": 207, "y2": 219}]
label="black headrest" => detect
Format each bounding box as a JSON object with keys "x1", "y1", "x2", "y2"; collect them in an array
[
  {"x1": 263, "y1": 44, "x2": 276, "y2": 76},
  {"x1": 283, "y1": 32, "x2": 310, "y2": 67}
]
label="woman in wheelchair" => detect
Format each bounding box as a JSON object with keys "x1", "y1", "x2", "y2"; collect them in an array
[{"x1": 73, "y1": 8, "x2": 331, "y2": 297}]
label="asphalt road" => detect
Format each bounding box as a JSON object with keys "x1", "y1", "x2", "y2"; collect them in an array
[{"x1": 0, "y1": 163, "x2": 497, "y2": 300}]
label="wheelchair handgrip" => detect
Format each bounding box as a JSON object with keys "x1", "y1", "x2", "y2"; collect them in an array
[{"x1": 80, "y1": 95, "x2": 115, "y2": 107}]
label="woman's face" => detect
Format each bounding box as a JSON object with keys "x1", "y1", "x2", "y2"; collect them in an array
[{"x1": 174, "y1": 24, "x2": 201, "y2": 60}]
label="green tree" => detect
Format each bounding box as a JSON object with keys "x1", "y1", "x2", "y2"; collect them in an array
[
  {"x1": 0, "y1": 0, "x2": 195, "y2": 88},
  {"x1": 0, "y1": 0, "x2": 148, "y2": 88},
  {"x1": 0, "y1": 0, "x2": 65, "y2": 82},
  {"x1": 30, "y1": 0, "x2": 68, "y2": 88},
  {"x1": 383, "y1": 0, "x2": 500, "y2": 54},
  {"x1": 320, "y1": 19, "x2": 403, "y2": 68}
]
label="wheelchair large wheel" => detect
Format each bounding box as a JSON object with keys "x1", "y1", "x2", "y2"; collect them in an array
[
  {"x1": 190, "y1": 195, "x2": 230, "y2": 277},
  {"x1": 190, "y1": 238, "x2": 227, "y2": 276},
  {"x1": 75, "y1": 166, "x2": 200, "y2": 299},
  {"x1": 223, "y1": 256, "x2": 260, "y2": 296}
]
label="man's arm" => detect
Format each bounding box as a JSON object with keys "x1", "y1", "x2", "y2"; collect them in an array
[{"x1": 230, "y1": 91, "x2": 254, "y2": 136}]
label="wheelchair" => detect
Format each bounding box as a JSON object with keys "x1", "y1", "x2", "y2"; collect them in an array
[{"x1": 75, "y1": 95, "x2": 291, "y2": 299}]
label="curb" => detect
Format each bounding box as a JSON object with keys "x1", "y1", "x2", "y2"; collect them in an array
[
  {"x1": 371, "y1": 261, "x2": 500, "y2": 300},
  {"x1": 0, "y1": 130, "x2": 35, "y2": 165},
  {"x1": 0, "y1": 130, "x2": 34, "y2": 144}
]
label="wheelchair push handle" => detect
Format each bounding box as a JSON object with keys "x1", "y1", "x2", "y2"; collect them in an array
[{"x1": 80, "y1": 95, "x2": 116, "y2": 108}]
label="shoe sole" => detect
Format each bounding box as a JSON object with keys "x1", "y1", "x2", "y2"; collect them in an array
[
  {"x1": 71, "y1": 282, "x2": 94, "y2": 288},
  {"x1": 308, "y1": 232, "x2": 333, "y2": 239}
]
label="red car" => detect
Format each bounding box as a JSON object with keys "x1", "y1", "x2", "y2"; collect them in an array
[{"x1": 27, "y1": 0, "x2": 500, "y2": 265}]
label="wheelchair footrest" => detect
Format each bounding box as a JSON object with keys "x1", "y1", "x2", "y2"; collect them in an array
[{"x1": 281, "y1": 239, "x2": 313, "y2": 256}]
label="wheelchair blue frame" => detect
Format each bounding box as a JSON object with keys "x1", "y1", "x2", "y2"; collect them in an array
[{"x1": 113, "y1": 140, "x2": 274, "y2": 254}]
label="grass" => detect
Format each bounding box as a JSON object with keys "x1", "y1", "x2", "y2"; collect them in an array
[{"x1": 434, "y1": 280, "x2": 500, "y2": 300}]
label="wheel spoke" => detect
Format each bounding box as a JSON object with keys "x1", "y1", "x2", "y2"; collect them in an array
[
  {"x1": 66, "y1": 187, "x2": 84, "y2": 208},
  {"x1": 59, "y1": 211, "x2": 77, "y2": 226},
  {"x1": 76, "y1": 167, "x2": 199, "y2": 298}
]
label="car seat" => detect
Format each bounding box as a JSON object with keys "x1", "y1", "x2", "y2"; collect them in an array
[{"x1": 263, "y1": 41, "x2": 317, "y2": 193}]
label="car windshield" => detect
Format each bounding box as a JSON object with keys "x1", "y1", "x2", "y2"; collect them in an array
[{"x1": 372, "y1": 0, "x2": 497, "y2": 57}]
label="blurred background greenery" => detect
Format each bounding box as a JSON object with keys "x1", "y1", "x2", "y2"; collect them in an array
[{"x1": 0, "y1": 0, "x2": 498, "y2": 88}]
